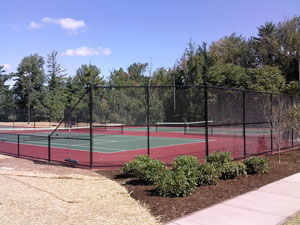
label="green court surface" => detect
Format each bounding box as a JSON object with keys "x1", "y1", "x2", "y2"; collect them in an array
[
  {"x1": 0, "y1": 133, "x2": 205, "y2": 153},
  {"x1": 91, "y1": 135, "x2": 205, "y2": 153}
]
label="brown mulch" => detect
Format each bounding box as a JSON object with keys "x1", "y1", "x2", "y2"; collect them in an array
[{"x1": 97, "y1": 149, "x2": 300, "y2": 223}]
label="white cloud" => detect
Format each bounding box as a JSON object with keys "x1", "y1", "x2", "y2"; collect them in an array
[
  {"x1": 57, "y1": 18, "x2": 85, "y2": 30},
  {"x1": 63, "y1": 49, "x2": 75, "y2": 56},
  {"x1": 29, "y1": 21, "x2": 44, "y2": 29},
  {"x1": 30, "y1": 17, "x2": 86, "y2": 31},
  {"x1": 62, "y1": 46, "x2": 112, "y2": 57},
  {"x1": 2, "y1": 64, "x2": 11, "y2": 71},
  {"x1": 62, "y1": 46, "x2": 99, "y2": 56},
  {"x1": 100, "y1": 47, "x2": 112, "y2": 55},
  {"x1": 41, "y1": 17, "x2": 54, "y2": 24}
]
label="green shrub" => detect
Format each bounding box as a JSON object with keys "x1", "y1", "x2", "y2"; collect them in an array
[
  {"x1": 122, "y1": 155, "x2": 152, "y2": 174},
  {"x1": 205, "y1": 150, "x2": 233, "y2": 171},
  {"x1": 172, "y1": 155, "x2": 200, "y2": 170},
  {"x1": 122, "y1": 155, "x2": 167, "y2": 183},
  {"x1": 243, "y1": 157, "x2": 270, "y2": 174},
  {"x1": 135, "y1": 158, "x2": 168, "y2": 182},
  {"x1": 198, "y1": 163, "x2": 219, "y2": 186},
  {"x1": 154, "y1": 169, "x2": 195, "y2": 197},
  {"x1": 172, "y1": 155, "x2": 200, "y2": 189},
  {"x1": 220, "y1": 161, "x2": 247, "y2": 180}
]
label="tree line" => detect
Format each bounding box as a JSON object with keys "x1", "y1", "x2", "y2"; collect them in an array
[{"x1": 0, "y1": 16, "x2": 299, "y2": 124}]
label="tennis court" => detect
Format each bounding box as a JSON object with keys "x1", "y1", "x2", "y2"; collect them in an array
[
  {"x1": 0, "y1": 85, "x2": 298, "y2": 168},
  {"x1": 0, "y1": 122, "x2": 274, "y2": 154},
  {"x1": 0, "y1": 127, "x2": 207, "y2": 154}
]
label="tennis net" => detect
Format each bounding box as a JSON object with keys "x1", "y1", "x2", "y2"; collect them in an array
[
  {"x1": 0, "y1": 124, "x2": 124, "y2": 140},
  {"x1": 155, "y1": 121, "x2": 213, "y2": 134}
]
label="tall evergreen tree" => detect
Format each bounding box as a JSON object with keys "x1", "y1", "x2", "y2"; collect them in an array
[
  {"x1": 108, "y1": 68, "x2": 130, "y2": 86},
  {"x1": 74, "y1": 64, "x2": 104, "y2": 88},
  {"x1": 127, "y1": 63, "x2": 148, "y2": 85},
  {"x1": 72, "y1": 64, "x2": 104, "y2": 118},
  {"x1": 277, "y1": 16, "x2": 300, "y2": 82},
  {"x1": 254, "y1": 22, "x2": 280, "y2": 67},
  {"x1": 46, "y1": 51, "x2": 67, "y2": 121},
  {"x1": 47, "y1": 51, "x2": 66, "y2": 90},
  {"x1": 172, "y1": 41, "x2": 211, "y2": 85},
  {"x1": 0, "y1": 66, "x2": 14, "y2": 121},
  {"x1": 13, "y1": 53, "x2": 47, "y2": 122}
]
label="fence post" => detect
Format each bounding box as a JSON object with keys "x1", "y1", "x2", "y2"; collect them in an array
[
  {"x1": 33, "y1": 110, "x2": 36, "y2": 128},
  {"x1": 204, "y1": 85, "x2": 209, "y2": 157},
  {"x1": 89, "y1": 86, "x2": 93, "y2": 168},
  {"x1": 270, "y1": 93, "x2": 273, "y2": 152},
  {"x1": 77, "y1": 109, "x2": 79, "y2": 127},
  {"x1": 17, "y1": 134, "x2": 20, "y2": 157},
  {"x1": 146, "y1": 86, "x2": 150, "y2": 156},
  {"x1": 291, "y1": 96, "x2": 294, "y2": 148},
  {"x1": 243, "y1": 91, "x2": 246, "y2": 158},
  {"x1": 48, "y1": 135, "x2": 51, "y2": 162},
  {"x1": 292, "y1": 129, "x2": 294, "y2": 148}
]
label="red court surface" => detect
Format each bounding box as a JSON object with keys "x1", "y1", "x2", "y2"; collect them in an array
[{"x1": 1, "y1": 127, "x2": 292, "y2": 167}]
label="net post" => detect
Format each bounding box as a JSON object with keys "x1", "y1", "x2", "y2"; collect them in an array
[
  {"x1": 17, "y1": 134, "x2": 20, "y2": 157},
  {"x1": 146, "y1": 86, "x2": 150, "y2": 156},
  {"x1": 89, "y1": 85, "x2": 93, "y2": 169},
  {"x1": 243, "y1": 91, "x2": 246, "y2": 158},
  {"x1": 204, "y1": 85, "x2": 209, "y2": 157},
  {"x1": 48, "y1": 135, "x2": 51, "y2": 162}
]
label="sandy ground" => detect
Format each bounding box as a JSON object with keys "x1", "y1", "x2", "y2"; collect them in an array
[
  {"x1": 284, "y1": 212, "x2": 300, "y2": 225},
  {"x1": 0, "y1": 155, "x2": 160, "y2": 225}
]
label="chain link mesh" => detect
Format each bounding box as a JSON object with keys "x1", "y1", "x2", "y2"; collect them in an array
[{"x1": 0, "y1": 85, "x2": 299, "y2": 167}]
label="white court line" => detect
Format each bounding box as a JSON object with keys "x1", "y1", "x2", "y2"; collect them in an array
[
  {"x1": 17, "y1": 139, "x2": 91, "y2": 150},
  {"x1": 91, "y1": 138, "x2": 198, "y2": 145},
  {"x1": 92, "y1": 135, "x2": 203, "y2": 144},
  {"x1": 59, "y1": 135, "x2": 208, "y2": 150},
  {"x1": 74, "y1": 138, "x2": 202, "y2": 148},
  {"x1": 92, "y1": 137, "x2": 147, "y2": 144},
  {"x1": 83, "y1": 138, "x2": 217, "y2": 152},
  {"x1": 9, "y1": 139, "x2": 205, "y2": 152},
  {"x1": 85, "y1": 140, "x2": 207, "y2": 152}
]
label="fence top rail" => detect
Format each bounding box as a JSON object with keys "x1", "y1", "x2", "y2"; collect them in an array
[
  {"x1": 92, "y1": 85, "x2": 300, "y2": 99},
  {"x1": 93, "y1": 85, "x2": 206, "y2": 89}
]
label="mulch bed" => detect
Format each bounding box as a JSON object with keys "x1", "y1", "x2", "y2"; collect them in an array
[{"x1": 97, "y1": 149, "x2": 300, "y2": 223}]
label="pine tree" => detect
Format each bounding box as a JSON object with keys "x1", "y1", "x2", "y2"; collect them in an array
[
  {"x1": 46, "y1": 51, "x2": 67, "y2": 122},
  {"x1": 13, "y1": 53, "x2": 47, "y2": 122}
]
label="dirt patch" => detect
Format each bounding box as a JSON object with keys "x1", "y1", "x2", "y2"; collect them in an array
[
  {"x1": 0, "y1": 156, "x2": 160, "y2": 225},
  {"x1": 98, "y1": 149, "x2": 300, "y2": 223}
]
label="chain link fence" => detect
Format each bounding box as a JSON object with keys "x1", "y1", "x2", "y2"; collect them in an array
[{"x1": 0, "y1": 85, "x2": 299, "y2": 167}]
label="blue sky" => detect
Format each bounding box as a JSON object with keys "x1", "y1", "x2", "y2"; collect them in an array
[{"x1": 1, "y1": 0, "x2": 300, "y2": 82}]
